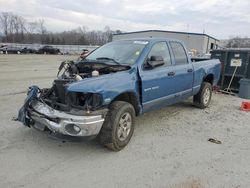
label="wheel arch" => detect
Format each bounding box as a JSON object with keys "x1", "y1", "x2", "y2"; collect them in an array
[
  {"x1": 203, "y1": 74, "x2": 214, "y2": 85},
  {"x1": 110, "y1": 92, "x2": 141, "y2": 116}
]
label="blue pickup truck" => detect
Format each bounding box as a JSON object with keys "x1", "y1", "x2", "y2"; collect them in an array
[{"x1": 18, "y1": 38, "x2": 220, "y2": 151}]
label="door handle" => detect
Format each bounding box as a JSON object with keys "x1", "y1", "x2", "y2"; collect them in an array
[
  {"x1": 168, "y1": 72, "x2": 175, "y2": 76},
  {"x1": 187, "y1": 69, "x2": 193, "y2": 73}
]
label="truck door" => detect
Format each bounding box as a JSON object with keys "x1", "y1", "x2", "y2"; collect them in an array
[
  {"x1": 140, "y1": 41, "x2": 178, "y2": 112},
  {"x1": 169, "y1": 41, "x2": 194, "y2": 98}
]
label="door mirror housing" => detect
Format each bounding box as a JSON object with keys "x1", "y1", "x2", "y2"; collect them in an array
[{"x1": 146, "y1": 56, "x2": 164, "y2": 69}]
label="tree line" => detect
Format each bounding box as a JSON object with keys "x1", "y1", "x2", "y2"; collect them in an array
[
  {"x1": 225, "y1": 37, "x2": 250, "y2": 48},
  {"x1": 3, "y1": 11, "x2": 249, "y2": 48},
  {"x1": 0, "y1": 12, "x2": 122, "y2": 45}
]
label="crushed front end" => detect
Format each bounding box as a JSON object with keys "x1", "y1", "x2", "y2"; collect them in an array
[
  {"x1": 17, "y1": 60, "x2": 114, "y2": 139},
  {"x1": 18, "y1": 86, "x2": 107, "y2": 139}
]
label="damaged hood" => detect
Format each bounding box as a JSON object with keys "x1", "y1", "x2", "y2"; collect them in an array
[{"x1": 67, "y1": 68, "x2": 138, "y2": 104}]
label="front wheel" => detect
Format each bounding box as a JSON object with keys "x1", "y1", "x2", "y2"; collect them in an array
[
  {"x1": 98, "y1": 101, "x2": 135, "y2": 151},
  {"x1": 193, "y1": 82, "x2": 212, "y2": 109}
]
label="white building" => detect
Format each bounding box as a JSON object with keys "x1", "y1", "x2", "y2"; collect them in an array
[{"x1": 112, "y1": 30, "x2": 220, "y2": 56}]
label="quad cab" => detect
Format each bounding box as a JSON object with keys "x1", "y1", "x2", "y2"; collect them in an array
[{"x1": 18, "y1": 38, "x2": 221, "y2": 151}]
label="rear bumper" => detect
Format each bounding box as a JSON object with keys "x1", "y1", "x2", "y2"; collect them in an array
[{"x1": 29, "y1": 101, "x2": 107, "y2": 138}]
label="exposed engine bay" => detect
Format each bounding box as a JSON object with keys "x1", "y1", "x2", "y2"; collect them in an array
[{"x1": 39, "y1": 60, "x2": 130, "y2": 112}]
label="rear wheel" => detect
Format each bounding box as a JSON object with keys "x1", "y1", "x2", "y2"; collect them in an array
[
  {"x1": 98, "y1": 101, "x2": 135, "y2": 151},
  {"x1": 193, "y1": 82, "x2": 212, "y2": 109}
]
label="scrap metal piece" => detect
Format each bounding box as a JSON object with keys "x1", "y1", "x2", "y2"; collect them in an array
[
  {"x1": 208, "y1": 138, "x2": 222, "y2": 144},
  {"x1": 11, "y1": 117, "x2": 18, "y2": 121}
]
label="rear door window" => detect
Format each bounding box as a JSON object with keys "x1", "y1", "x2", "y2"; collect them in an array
[{"x1": 170, "y1": 42, "x2": 188, "y2": 65}]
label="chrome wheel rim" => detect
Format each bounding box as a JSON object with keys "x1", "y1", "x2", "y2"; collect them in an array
[
  {"x1": 117, "y1": 112, "x2": 132, "y2": 142},
  {"x1": 203, "y1": 88, "x2": 211, "y2": 105}
]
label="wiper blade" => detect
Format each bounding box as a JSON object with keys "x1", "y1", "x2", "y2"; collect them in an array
[{"x1": 96, "y1": 57, "x2": 120, "y2": 65}]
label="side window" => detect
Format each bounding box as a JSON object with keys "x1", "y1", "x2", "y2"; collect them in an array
[
  {"x1": 170, "y1": 42, "x2": 188, "y2": 65},
  {"x1": 148, "y1": 42, "x2": 171, "y2": 66}
]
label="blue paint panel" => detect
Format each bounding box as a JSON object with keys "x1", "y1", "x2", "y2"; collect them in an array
[{"x1": 192, "y1": 60, "x2": 221, "y2": 92}]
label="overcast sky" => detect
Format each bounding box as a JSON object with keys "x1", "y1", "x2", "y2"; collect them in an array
[{"x1": 0, "y1": 0, "x2": 249, "y2": 39}]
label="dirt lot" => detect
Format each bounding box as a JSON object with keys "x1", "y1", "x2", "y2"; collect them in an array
[{"x1": 0, "y1": 55, "x2": 250, "y2": 188}]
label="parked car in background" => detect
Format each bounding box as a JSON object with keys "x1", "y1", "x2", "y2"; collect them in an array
[
  {"x1": 0, "y1": 46, "x2": 22, "y2": 54},
  {"x1": 0, "y1": 44, "x2": 8, "y2": 48},
  {"x1": 37, "y1": 45, "x2": 60, "y2": 54},
  {"x1": 21, "y1": 47, "x2": 37, "y2": 54}
]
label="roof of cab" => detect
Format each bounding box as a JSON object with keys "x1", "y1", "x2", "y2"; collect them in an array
[{"x1": 114, "y1": 37, "x2": 183, "y2": 43}]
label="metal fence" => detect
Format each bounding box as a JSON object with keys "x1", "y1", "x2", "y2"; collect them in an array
[{"x1": 1, "y1": 43, "x2": 99, "y2": 54}]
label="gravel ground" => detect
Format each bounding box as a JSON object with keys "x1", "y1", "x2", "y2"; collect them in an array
[{"x1": 0, "y1": 55, "x2": 250, "y2": 188}]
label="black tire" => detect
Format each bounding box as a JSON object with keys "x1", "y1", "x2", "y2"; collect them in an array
[
  {"x1": 98, "y1": 101, "x2": 135, "y2": 151},
  {"x1": 193, "y1": 82, "x2": 212, "y2": 109}
]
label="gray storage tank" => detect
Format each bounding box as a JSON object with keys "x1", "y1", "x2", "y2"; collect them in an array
[{"x1": 239, "y1": 79, "x2": 250, "y2": 99}]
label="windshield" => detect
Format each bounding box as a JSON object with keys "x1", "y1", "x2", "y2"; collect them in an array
[{"x1": 86, "y1": 40, "x2": 148, "y2": 65}]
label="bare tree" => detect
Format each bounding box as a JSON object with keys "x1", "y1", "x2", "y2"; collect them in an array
[
  {"x1": 38, "y1": 19, "x2": 47, "y2": 43},
  {"x1": 27, "y1": 22, "x2": 38, "y2": 33},
  {"x1": 0, "y1": 12, "x2": 27, "y2": 42},
  {"x1": 0, "y1": 11, "x2": 122, "y2": 45},
  {"x1": 26, "y1": 22, "x2": 38, "y2": 43},
  {"x1": 226, "y1": 37, "x2": 250, "y2": 48},
  {"x1": 0, "y1": 12, "x2": 10, "y2": 42},
  {"x1": 104, "y1": 25, "x2": 113, "y2": 42},
  {"x1": 11, "y1": 15, "x2": 26, "y2": 42},
  {"x1": 18, "y1": 16, "x2": 26, "y2": 41}
]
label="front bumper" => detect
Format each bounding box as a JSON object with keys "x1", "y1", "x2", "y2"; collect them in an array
[{"x1": 28, "y1": 101, "x2": 106, "y2": 137}]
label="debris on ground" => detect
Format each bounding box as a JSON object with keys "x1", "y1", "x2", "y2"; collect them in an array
[
  {"x1": 208, "y1": 138, "x2": 222, "y2": 144},
  {"x1": 11, "y1": 117, "x2": 18, "y2": 121},
  {"x1": 240, "y1": 101, "x2": 250, "y2": 111}
]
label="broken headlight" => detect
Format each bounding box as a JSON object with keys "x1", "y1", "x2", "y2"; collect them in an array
[{"x1": 67, "y1": 92, "x2": 103, "y2": 110}]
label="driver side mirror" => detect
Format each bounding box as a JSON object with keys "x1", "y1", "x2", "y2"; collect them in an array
[{"x1": 145, "y1": 56, "x2": 164, "y2": 69}]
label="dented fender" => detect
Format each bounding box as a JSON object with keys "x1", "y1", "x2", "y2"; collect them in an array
[{"x1": 67, "y1": 67, "x2": 140, "y2": 105}]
